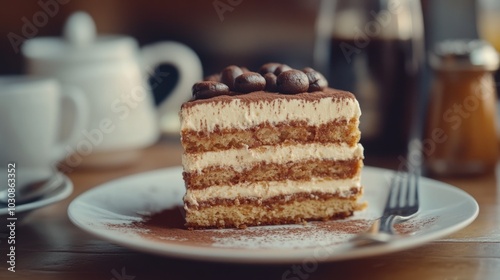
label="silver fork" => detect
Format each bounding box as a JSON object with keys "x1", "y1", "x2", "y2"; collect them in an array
[{"x1": 351, "y1": 169, "x2": 420, "y2": 246}]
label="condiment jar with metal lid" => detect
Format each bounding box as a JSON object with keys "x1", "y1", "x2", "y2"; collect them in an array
[{"x1": 424, "y1": 39, "x2": 499, "y2": 176}]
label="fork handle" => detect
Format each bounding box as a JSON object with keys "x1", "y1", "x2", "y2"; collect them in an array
[
  {"x1": 349, "y1": 219, "x2": 393, "y2": 246},
  {"x1": 349, "y1": 216, "x2": 397, "y2": 246},
  {"x1": 379, "y1": 215, "x2": 397, "y2": 234}
]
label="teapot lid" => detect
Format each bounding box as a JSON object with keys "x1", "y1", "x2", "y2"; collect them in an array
[{"x1": 22, "y1": 12, "x2": 137, "y2": 62}]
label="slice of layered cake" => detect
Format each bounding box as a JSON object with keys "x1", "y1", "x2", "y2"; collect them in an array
[{"x1": 180, "y1": 63, "x2": 364, "y2": 229}]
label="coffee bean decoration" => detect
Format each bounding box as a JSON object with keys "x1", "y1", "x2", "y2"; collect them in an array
[
  {"x1": 204, "y1": 73, "x2": 221, "y2": 82},
  {"x1": 234, "y1": 72, "x2": 266, "y2": 93},
  {"x1": 258, "y1": 63, "x2": 281, "y2": 75},
  {"x1": 302, "y1": 67, "x2": 328, "y2": 92},
  {"x1": 277, "y1": 70, "x2": 309, "y2": 94},
  {"x1": 192, "y1": 81, "x2": 230, "y2": 99},
  {"x1": 264, "y1": 73, "x2": 278, "y2": 92},
  {"x1": 221, "y1": 65, "x2": 243, "y2": 91},
  {"x1": 192, "y1": 63, "x2": 329, "y2": 99},
  {"x1": 274, "y1": 64, "x2": 292, "y2": 76}
]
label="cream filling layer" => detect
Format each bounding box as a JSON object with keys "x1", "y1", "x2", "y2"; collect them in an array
[
  {"x1": 183, "y1": 143, "x2": 364, "y2": 173},
  {"x1": 184, "y1": 178, "x2": 362, "y2": 207},
  {"x1": 180, "y1": 97, "x2": 361, "y2": 132}
]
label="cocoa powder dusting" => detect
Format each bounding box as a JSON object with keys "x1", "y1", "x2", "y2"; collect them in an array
[
  {"x1": 105, "y1": 207, "x2": 439, "y2": 249},
  {"x1": 394, "y1": 216, "x2": 437, "y2": 235}
]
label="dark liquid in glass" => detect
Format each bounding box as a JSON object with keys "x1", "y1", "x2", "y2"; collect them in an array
[{"x1": 328, "y1": 36, "x2": 419, "y2": 155}]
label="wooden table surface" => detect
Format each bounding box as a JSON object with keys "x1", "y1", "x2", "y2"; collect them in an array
[{"x1": 2, "y1": 139, "x2": 499, "y2": 280}]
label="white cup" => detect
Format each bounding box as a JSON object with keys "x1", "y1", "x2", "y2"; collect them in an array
[{"x1": 0, "y1": 76, "x2": 87, "y2": 189}]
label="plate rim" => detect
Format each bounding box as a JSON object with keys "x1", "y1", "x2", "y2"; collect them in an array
[
  {"x1": 67, "y1": 166, "x2": 479, "y2": 264},
  {"x1": 0, "y1": 172, "x2": 73, "y2": 216}
]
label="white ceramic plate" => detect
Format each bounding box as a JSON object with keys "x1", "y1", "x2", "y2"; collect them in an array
[
  {"x1": 0, "y1": 172, "x2": 73, "y2": 218},
  {"x1": 68, "y1": 166, "x2": 478, "y2": 263}
]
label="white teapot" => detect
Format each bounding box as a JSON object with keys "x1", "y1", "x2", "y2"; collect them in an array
[{"x1": 21, "y1": 12, "x2": 202, "y2": 168}]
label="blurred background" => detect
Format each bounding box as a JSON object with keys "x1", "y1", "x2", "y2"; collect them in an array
[
  {"x1": 3, "y1": 0, "x2": 321, "y2": 75},
  {"x1": 0, "y1": 0, "x2": 479, "y2": 74},
  {"x1": 0, "y1": 0, "x2": 496, "y2": 164}
]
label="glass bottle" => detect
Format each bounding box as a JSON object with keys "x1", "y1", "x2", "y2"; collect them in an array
[{"x1": 314, "y1": 0, "x2": 425, "y2": 155}]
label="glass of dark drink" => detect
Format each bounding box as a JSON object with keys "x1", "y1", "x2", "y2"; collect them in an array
[{"x1": 314, "y1": 0, "x2": 425, "y2": 155}]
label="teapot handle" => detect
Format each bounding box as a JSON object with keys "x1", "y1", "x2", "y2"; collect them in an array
[{"x1": 140, "y1": 42, "x2": 203, "y2": 134}]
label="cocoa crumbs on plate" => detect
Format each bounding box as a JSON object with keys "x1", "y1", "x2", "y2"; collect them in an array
[{"x1": 105, "y1": 206, "x2": 438, "y2": 249}]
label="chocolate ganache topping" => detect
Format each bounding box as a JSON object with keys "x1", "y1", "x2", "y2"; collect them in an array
[{"x1": 192, "y1": 63, "x2": 328, "y2": 100}]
